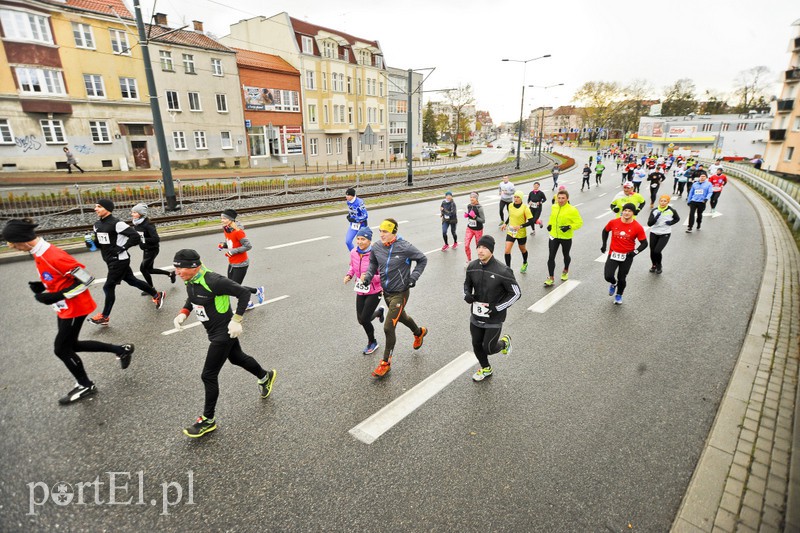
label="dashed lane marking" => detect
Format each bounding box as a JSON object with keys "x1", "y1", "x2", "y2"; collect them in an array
[
  {"x1": 160, "y1": 294, "x2": 290, "y2": 335},
  {"x1": 349, "y1": 351, "x2": 477, "y2": 444},
  {"x1": 595, "y1": 254, "x2": 607, "y2": 263},
  {"x1": 528, "y1": 280, "x2": 581, "y2": 313},
  {"x1": 596, "y1": 211, "x2": 612, "y2": 219},
  {"x1": 598, "y1": 193, "x2": 608, "y2": 198},
  {"x1": 266, "y1": 236, "x2": 330, "y2": 249}
]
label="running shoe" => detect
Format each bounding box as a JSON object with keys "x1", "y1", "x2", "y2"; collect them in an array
[
  {"x1": 685, "y1": 227, "x2": 692, "y2": 233},
  {"x1": 543, "y1": 277, "x2": 554, "y2": 287},
  {"x1": 520, "y1": 262, "x2": 528, "y2": 274},
  {"x1": 59, "y1": 383, "x2": 97, "y2": 405},
  {"x1": 376, "y1": 307, "x2": 385, "y2": 324},
  {"x1": 88, "y1": 313, "x2": 109, "y2": 326},
  {"x1": 255, "y1": 286, "x2": 265, "y2": 304},
  {"x1": 258, "y1": 369, "x2": 277, "y2": 399},
  {"x1": 364, "y1": 341, "x2": 379, "y2": 355},
  {"x1": 649, "y1": 265, "x2": 657, "y2": 273},
  {"x1": 560, "y1": 270, "x2": 569, "y2": 281},
  {"x1": 656, "y1": 266, "x2": 663, "y2": 274},
  {"x1": 608, "y1": 284, "x2": 616, "y2": 296},
  {"x1": 153, "y1": 291, "x2": 166, "y2": 309},
  {"x1": 441, "y1": 244, "x2": 449, "y2": 251},
  {"x1": 451, "y1": 242, "x2": 458, "y2": 249},
  {"x1": 118, "y1": 344, "x2": 135, "y2": 370},
  {"x1": 140, "y1": 291, "x2": 149, "y2": 296},
  {"x1": 246, "y1": 301, "x2": 255, "y2": 311},
  {"x1": 183, "y1": 416, "x2": 216, "y2": 438},
  {"x1": 614, "y1": 294, "x2": 623, "y2": 305},
  {"x1": 537, "y1": 219, "x2": 543, "y2": 228},
  {"x1": 472, "y1": 366, "x2": 493, "y2": 382},
  {"x1": 696, "y1": 226, "x2": 701, "y2": 231},
  {"x1": 372, "y1": 360, "x2": 391, "y2": 378},
  {"x1": 500, "y1": 335, "x2": 512, "y2": 356},
  {"x1": 169, "y1": 271, "x2": 177, "y2": 284},
  {"x1": 412, "y1": 326, "x2": 428, "y2": 350}
]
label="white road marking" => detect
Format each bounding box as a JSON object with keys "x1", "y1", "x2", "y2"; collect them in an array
[
  {"x1": 92, "y1": 265, "x2": 174, "y2": 286},
  {"x1": 349, "y1": 351, "x2": 477, "y2": 444},
  {"x1": 596, "y1": 211, "x2": 612, "y2": 219},
  {"x1": 528, "y1": 280, "x2": 581, "y2": 313},
  {"x1": 266, "y1": 236, "x2": 330, "y2": 249},
  {"x1": 573, "y1": 203, "x2": 584, "y2": 207},
  {"x1": 595, "y1": 254, "x2": 607, "y2": 263},
  {"x1": 161, "y1": 295, "x2": 290, "y2": 335},
  {"x1": 598, "y1": 193, "x2": 608, "y2": 198}
]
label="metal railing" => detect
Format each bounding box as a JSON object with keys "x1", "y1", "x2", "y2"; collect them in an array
[{"x1": 717, "y1": 162, "x2": 800, "y2": 231}]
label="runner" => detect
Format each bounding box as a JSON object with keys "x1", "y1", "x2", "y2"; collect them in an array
[
  {"x1": 580, "y1": 164, "x2": 591, "y2": 191},
  {"x1": 464, "y1": 235, "x2": 520, "y2": 382},
  {"x1": 343, "y1": 226, "x2": 385, "y2": 355},
  {"x1": 595, "y1": 160, "x2": 605, "y2": 185},
  {"x1": 501, "y1": 191, "x2": 535, "y2": 273},
  {"x1": 218, "y1": 209, "x2": 264, "y2": 310},
  {"x1": 672, "y1": 161, "x2": 685, "y2": 195},
  {"x1": 708, "y1": 167, "x2": 728, "y2": 214},
  {"x1": 172, "y1": 249, "x2": 276, "y2": 438},
  {"x1": 685, "y1": 172, "x2": 713, "y2": 233},
  {"x1": 3, "y1": 218, "x2": 135, "y2": 404},
  {"x1": 344, "y1": 187, "x2": 369, "y2": 251},
  {"x1": 646, "y1": 167, "x2": 666, "y2": 208},
  {"x1": 610, "y1": 182, "x2": 646, "y2": 218},
  {"x1": 647, "y1": 194, "x2": 681, "y2": 274},
  {"x1": 498, "y1": 176, "x2": 516, "y2": 225},
  {"x1": 526, "y1": 182, "x2": 547, "y2": 235},
  {"x1": 130, "y1": 203, "x2": 176, "y2": 290},
  {"x1": 360, "y1": 219, "x2": 428, "y2": 378},
  {"x1": 551, "y1": 164, "x2": 561, "y2": 191},
  {"x1": 440, "y1": 191, "x2": 458, "y2": 251},
  {"x1": 463, "y1": 192, "x2": 486, "y2": 268},
  {"x1": 87, "y1": 199, "x2": 165, "y2": 326},
  {"x1": 544, "y1": 189, "x2": 583, "y2": 286},
  {"x1": 601, "y1": 203, "x2": 648, "y2": 304},
  {"x1": 631, "y1": 164, "x2": 646, "y2": 193}
]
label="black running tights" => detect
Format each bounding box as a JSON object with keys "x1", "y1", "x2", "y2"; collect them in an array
[
  {"x1": 470, "y1": 323, "x2": 503, "y2": 368},
  {"x1": 140, "y1": 250, "x2": 171, "y2": 287},
  {"x1": 649, "y1": 233, "x2": 671, "y2": 268},
  {"x1": 604, "y1": 255, "x2": 634, "y2": 295},
  {"x1": 356, "y1": 293, "x2": 381, "y2": 343},
  {"x1": 201, "y1": 338, "x2": 267, "y2": 419},
  {"x1": 547, "y1": 238, "x2": 572, "y2": 276},
  {"x1": 55, "y1": 315, "x2": 123, "y2": 387}
]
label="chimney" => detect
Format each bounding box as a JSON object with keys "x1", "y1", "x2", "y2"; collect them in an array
[
  {"x1": 192, "y1": 20, "x2": 203, "y2": 33},
  {"x1": 154, "y1": 13, "x2": 168, "y2": 26}
]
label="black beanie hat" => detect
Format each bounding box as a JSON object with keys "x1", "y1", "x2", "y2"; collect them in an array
[
  {"x1": 97, "y1": 198, "x2": 114, "y2": 212},
  {"x1": 2, "y1": 219, "x2": 38, "y2": 243},
  {"x1": 476, "y1": 235, "x2": 495, "y2": 253},
  {"x1": 173, "y1": 249, "x2": 202, "y2": 268},
  {"x1": 346, "y1": 187, "x2": 356, "y2": 197},
  {"x1": 221, "y1": 208, "x2": 237, "y2": 221},
  {"x1": 622, "y1": 202, "x2": 637, "y2": 213}
]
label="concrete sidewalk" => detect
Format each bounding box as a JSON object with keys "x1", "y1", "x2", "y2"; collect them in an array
[{"x1": 672, "y1": 184, "x2": 800, "y2": 532}]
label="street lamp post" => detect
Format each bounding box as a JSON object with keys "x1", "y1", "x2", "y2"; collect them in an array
[
  {"x1": 502, "y1": 55, "x2": 551, "y2": 170},
  {"x1": 528, "y1": 83, "x2": 563, "y2": 162}
]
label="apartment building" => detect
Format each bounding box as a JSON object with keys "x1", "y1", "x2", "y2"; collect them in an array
[{"x1": 764, "y1": 19, "x2": 800, "y2": 176}]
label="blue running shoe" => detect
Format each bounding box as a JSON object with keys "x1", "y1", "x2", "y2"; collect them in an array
[
  {"x1": 608, "y1": 284, "x2": 616, "y2": 296},
  {"x1": 255, "y1": 286, "x2": 265, "y2": 304},
  {"x1": 364, "y1": 341, "x2": 379, "y2": 355},
  {"x1": 614, "y1": 294, "x2": 623, "y2": 305}
]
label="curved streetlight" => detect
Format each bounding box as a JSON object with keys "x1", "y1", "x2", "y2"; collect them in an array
[
  {"x1": 529, "y1": 83, "x2": 564, "y2": 161},
  {"x1": 502, "y1": 54, "x2": 551, "y2": 169}
]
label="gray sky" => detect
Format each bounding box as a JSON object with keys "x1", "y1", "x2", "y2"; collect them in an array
[{"x1": 148, "y1": 0, "x2": 797, "y2": 122}]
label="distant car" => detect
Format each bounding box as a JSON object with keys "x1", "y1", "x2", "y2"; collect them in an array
[{"x1": 496, "y1": 144, "x2": 501, "y2": 148}]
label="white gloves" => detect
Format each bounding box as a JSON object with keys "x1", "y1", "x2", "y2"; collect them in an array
[
  {"x1": 228, "y1": 316, "x2": 243, "y2": 338},
  {"x1": 174, "y1": 313, "x2": 187, "y2": 330}
]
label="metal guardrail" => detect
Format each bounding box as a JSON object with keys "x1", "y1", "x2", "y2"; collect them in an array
[{"x1": 719, "y1": 162, "x2": 800, "y2": 231}]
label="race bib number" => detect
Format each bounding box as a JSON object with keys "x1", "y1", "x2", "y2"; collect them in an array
[
  {"x1": 353, "y1": 279, "x2": 370, "y2": 294},
  {"x1": 610, "y1": 251, "x2": 627, "y2": 261},
  {"x1": 51, "y1": 300, "x2": 68, "y2": 312},
  {"x1": 472, "y1": 301, "x2": 490, "y2": 317},
  {"x1": 350, "y1": 222, "x2": 361, "y2": 230},
  {"x1": 650, "y1": 183, "x2": 658, "y2": 188},
  {"x1": 508, "y1": 229, "x2": 518, "y2": 238},
  {"x1": 192, "y1": 304, "x2": 209, "y2": 322},
  {"x1": 468, "y1": 219, "x2": 477, "y2": 228},
  {"x1": 96, "y1": 232, "x2": 110, "y2": 245}
]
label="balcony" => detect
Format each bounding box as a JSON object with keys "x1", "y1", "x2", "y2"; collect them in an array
[
  {"x1": 795, "y1": 37, "x2": 800, "y2": 50},
  {"x1": 769, "y1": 129, "x2": 786, "y2": 142},
  {"x1": 786, "y1": 68, "x2": 800, "y2": 82},
  {"x1": 777, "y1": 99, "x2": 795, "y2": 112}
]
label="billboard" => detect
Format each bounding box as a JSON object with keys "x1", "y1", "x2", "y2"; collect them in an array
[{"x1": 667, "y1": 125, "x2": 698, "y2": 137}]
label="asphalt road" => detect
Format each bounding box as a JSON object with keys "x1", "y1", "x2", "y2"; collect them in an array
[{"x1": 0, "y1": 157, "x2": 764, "y2": 531}]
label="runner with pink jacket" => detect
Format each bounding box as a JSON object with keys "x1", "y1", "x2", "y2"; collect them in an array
[{"x1": 343, "y1": 226, "x2": 385, "y2": 354}]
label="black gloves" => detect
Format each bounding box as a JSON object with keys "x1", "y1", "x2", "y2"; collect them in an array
[
  {"x1": 35, "y1": 291, "x2": 65, "y2": 305},
  {"x1": 612, "y1": 206, "x2": 620, "y2": 213},
  {"x1": 408, "y1": 279, "x2": 416, "y2": 288},
  {"x1": 29, "y1": 281, "x2": 46, "y2": 294},
  {"x1": 346, "y1": 215, "x2": 355, "y2": 222},
  {"x1": 116, "y1": 246, "x2": 127, "y2": 255},
  {"x1": 546, "y1": 225, "x2": 552, "y2": 231},
  {"x1": 464, "y1": 294, "x2": 475, "y2": 304},
  {"x1": 600, "y1": 246, "x2": 606, "y2": 254},
  {"x1": 559, "y1": 225, "x2": 570, "y2": 232},
  {"x1": 652, "y1": 211, "x2": 661, "y2": 220}
]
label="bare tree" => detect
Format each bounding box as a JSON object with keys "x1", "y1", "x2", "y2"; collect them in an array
[
  {"x1": 661, "y1": 78, "x2": 698, "y2": 116},
  {"x1": 699, "y1": 89, "x2": 731, "y2": 114},
  {"x1": 732, "y1": 66, "x2": 771, "y2": 112},
  {"x1": 441, "y1": 84, "x2": 475, "y2": 155}
]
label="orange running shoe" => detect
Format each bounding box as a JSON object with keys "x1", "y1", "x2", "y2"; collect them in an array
[
  {"x1": 372, "y1": 360, "x2": 391, "y2": 378},
  {"x1": 412, "y1": 326, "x2": 428, "y2": 350},
  {"x1": 88, "y1": 313, "x2": 109, "y2": 326}
]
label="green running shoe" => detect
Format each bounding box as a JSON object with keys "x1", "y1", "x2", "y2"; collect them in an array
[
  {"x1": 183, "y1": 416, "x2": 216, "y2": 438},
  {"x1": 500, "y1": 335, "x2": 512, "y2": 356},
  {"x1": 560, "y1": 270, "x2": 569, "y2": 281},
  {"x1": 472, "y1": 366, "x2": 493, "y2": 382},
  {"x1": 520, "y1": 263, "x2": 528, "y2": 274},
  {"x1": 258, "y1": 369, "x2": 277, "y2": 399}
]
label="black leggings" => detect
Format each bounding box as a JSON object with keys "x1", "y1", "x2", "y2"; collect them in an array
[
  {"x1": 677, "y1": 182, "x2": 687, "y2": 195},
  {"x1": 356, "y1": 293, "x2": 382, "y2": 343},
  {"x1": 633, "y1": 181, "x2": 642, "y2": 193},
  {"x1": 55, "y1": 315, "x2": 123, "y2": 387},
  {"x1": 470, "y1": 323, "x2": 503, "y2": 368},
  {"x1": 688, "y1": 201, "x2": 706, "y2": 229},
  {"x1": 710, "y1": 191, "x2": 722, "y2": 209},
  {"x1": 227, "y1": 264, "x2": 256, "y2": 295},
  {"x1": 604, "y1": 254, "x2": 634, "y2": 295},
  {"x1": 649, "y1": 186, "x2": 660, "y2": 205},
  {"x1": 201, "y1": 338, "x2": 267, "y2": 419},
  {"x1": 140, "y1": 250, "x2": 171, "y2": 287},
  {"x1": 547, "y1": 238, "x2": 573, "y2": 276},
  {"x1": 649, "y1": 233, "x2": 670, "y2": 268},
  {"x1": 499, "y1": 200, "x2": 511, "y2": 222},
  {"x1": 102, "y1": 264, "x2": 156, "y2": 316},
  {"x1": 442, "y1": 222, "x2": 458, "y2": 244}
]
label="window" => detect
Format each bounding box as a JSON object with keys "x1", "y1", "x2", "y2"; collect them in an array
[
  {"x1": 325, "y1": 137, "x2": 332, "y2": 155},
  {"x1": 301, "y1": 35, "x2": 313, "y2": 54},
  {"x1": 211, "y1": 58, "x2": 223, "y2": 76},
  {"x1": 379, "y1": 109, "x2": 383, "y2": 123},
  {"x1": 306, "y1": 70, "x2": 315, "y2": 90},
  {"x1": 220, "y1": 131, "x2": 232, "y2": 149},
  {"x1": 183, "y1": 54, "x2": 195, "y2": 74},
  {"x1": 160, "y1": 50, "x2": 173, "y2": 71},
  {"x1": 342, "y1": 49, "x2": 349, "y2": 62},
  {"x1": 188, "y1": 92, "x2": 202, "y2": 111},
  {"x1": 339, "y1": 105, "x2": 345, "y2": 124},
  {"x1": 119, "y1": 77, "x2": 138, "y2": 100},
  {"x1": 83, "y1": 74, "x2": 105, "y2": 98},
  {"x1": 336, "y1": 137, "x2": 342, "y2": 154},
  {"x1": 358, "y1": 106, "x2": 362, "y2": 124},
  {"x1": 785, "y1": 147, "x2": 794, "y2": 161},
  {"x1": 172, "y1": 131, "x2": 187, "y2": 150},
  {"x1": 701, "y1": 123, "x2": 713, "y2": 132},
  {"x1": 720, "y1": 123, "x2": 730, "y2": 131},
  {"x1": 375, "y1": 56, "x2": 383, "y2": 69},
  {"x1": 379, "y1": 81, "x2": 383, "y2": 97},
  {"x1": 40, "y1": 119, "x2": 65, "y2": 144},
  {"x1": 72, "y1": 23, "x2": 94, "y2": 49},
  {"x1": 215, "y1": 94, "x2": 228, "y2": 113},
  {"x1": 322, "y1": 41, "x2": 335, "y2": 58},
  {"x1": 109, "y1": 29, "x2": 130, "y2": 55},
  {"x1": 0, "y1": 9, "x2": 53, "y2": 44},
  {"x1": 379, "y1": 135, "x2": 384, "y2": 149},
  {"x1": 347, "y1": 76, "x2": 352, "y2": 94},
  {"x1": 390, "y1": 100, "x2": 408, "y2": 114},
  {"x1": 390, "y1": 121, "x2": 406, "y2": 134},
  {"x1": 348, "y1": 106, "x2": 353, "y2": 125},
  {"x1": 754, "y1": 122, "x2": 766, "y2": 131},
  {"x1": 194, "y1": 131, "x2": 207, "y2": 149},
  {"x1": 357, "y1": 78, "x2": 362, "y2": 95},
  {"x1": 309, "y1": 138, "x2": 318, "y2": 156},
  {"x1": 793, "y1": 117, "x2": 800, "y2": 131},
  {"x1": 16, "y1": 67, "x2": 65, "y2": 95},
  {"x1": 165, "y1": 90, "x2": 180, "y2": 111},
  {"x1": 323, "y1": 105, "x2": 329, "y2": 124},
  {"x1": 736, "y1": 123, "x2": 747, "y2": 131},
  {"x1": 89, "y1": 120, "x2": 110, "y2": 143},
  {"x1": 321, "y1": 72, "x2": 327, "y2": 91},
  {"x1": 0, "y1": 119, "x2": 14, "y2": 144},
  {"x1": 308, "y1": 104, "x2": 317, "y2": 124}
]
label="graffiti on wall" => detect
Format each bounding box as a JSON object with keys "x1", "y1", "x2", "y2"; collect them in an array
[
  {"x1": 73, "y1": 144, "x2": 93, "y2": 154},
  {"x1": 15, "y1": 135, "x2": 42, "y2": 152}
]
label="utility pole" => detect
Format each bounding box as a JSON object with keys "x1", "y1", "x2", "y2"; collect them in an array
[
  {"x1": 407, "y1": 69, "x2": 413, "y2": 186},
  {"x1": 132, "y1": 0, "x2": 178, "y2": 210}
]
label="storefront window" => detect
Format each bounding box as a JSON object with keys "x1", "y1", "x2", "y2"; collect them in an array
[{"x1": 248, "y1": 126, "x2": 266, "y2": 156}]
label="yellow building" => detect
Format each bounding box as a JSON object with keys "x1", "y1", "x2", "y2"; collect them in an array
[{"x1": 765, "y1": 19, "x2": 800, "y2": 176}]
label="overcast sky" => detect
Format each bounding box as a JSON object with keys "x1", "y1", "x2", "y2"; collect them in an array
[{"x1": 146, "y1": 0, "x2": 797, "y2": 122}]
